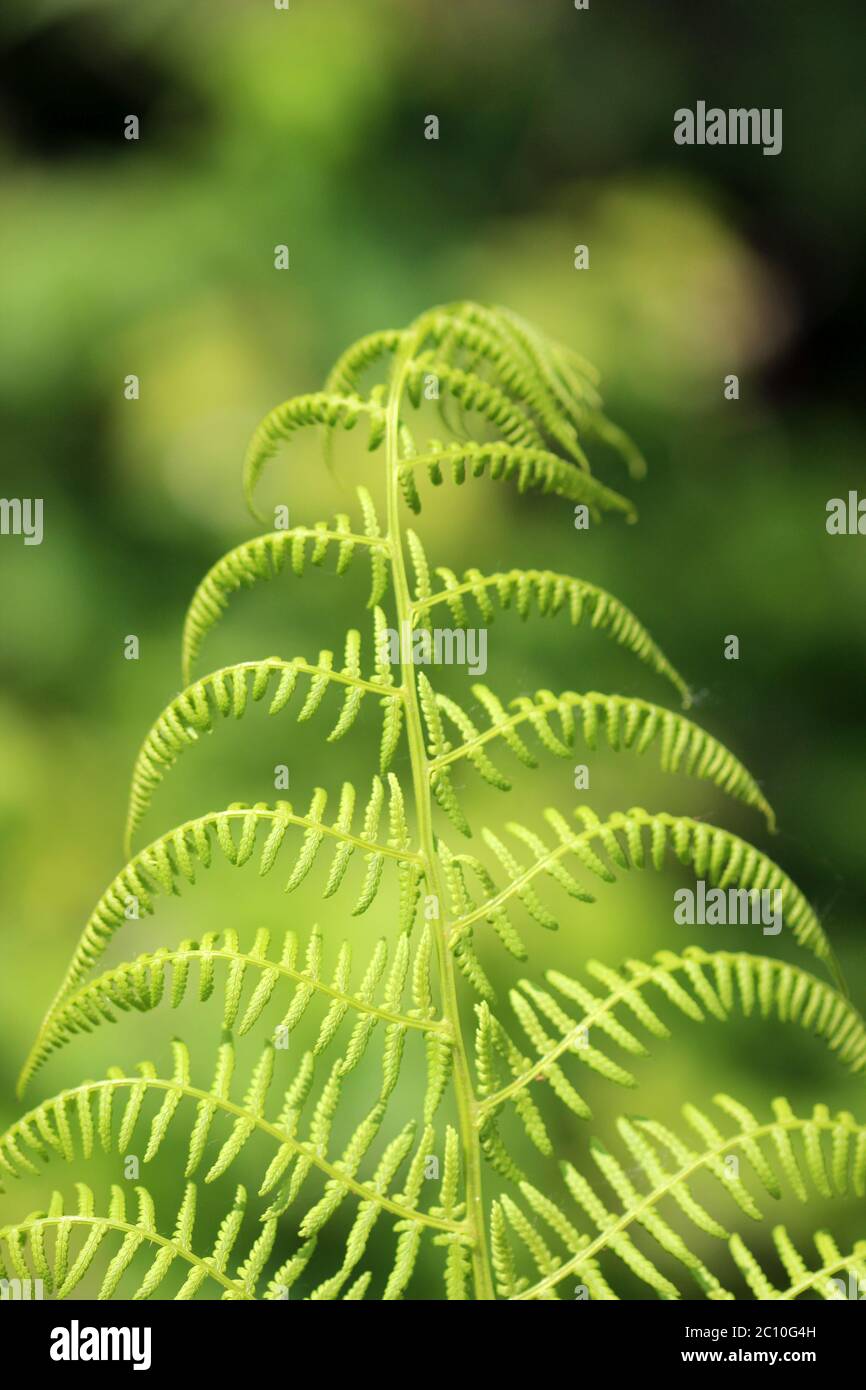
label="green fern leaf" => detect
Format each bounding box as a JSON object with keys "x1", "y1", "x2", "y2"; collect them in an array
[{"x1": 5, "y1": 303, "x2": 860, "y2": 1303}]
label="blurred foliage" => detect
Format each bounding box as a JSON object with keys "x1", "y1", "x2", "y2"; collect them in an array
[{"x1": 0, "y1": 0, "x2": 864, "y2": 1298}]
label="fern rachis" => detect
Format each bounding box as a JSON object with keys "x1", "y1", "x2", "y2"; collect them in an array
[{"x1": 1, "y1": 301, "x2": 863, "y2": 1301}]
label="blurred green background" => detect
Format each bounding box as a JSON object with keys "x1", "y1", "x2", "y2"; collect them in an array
[{"x1": 1, "y1": 0, "x2": 864, "y2": 1299}]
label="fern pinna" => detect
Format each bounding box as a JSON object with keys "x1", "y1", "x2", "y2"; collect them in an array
[{"x1": 2, "y1": 302, "x2": 864, "y2": 1302}]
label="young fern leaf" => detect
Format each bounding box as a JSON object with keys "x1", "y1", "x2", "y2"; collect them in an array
[
  {"x1": 422, "y1": 307, "x2": 592, "y2": 468},
  {"x1": 324, "y1": 329, "x2": 404, "y2": 398},
  {"x1": 6, "y1": 303, "x2": 860, "y2": 1301},
  {"x1": 495, "y1": 303, "x2": 647, "y2": 480},
  {"x1": 243, "y1": 394, "x2": 387, "y2": 522}
]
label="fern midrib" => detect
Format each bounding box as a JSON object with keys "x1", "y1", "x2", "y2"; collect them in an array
[
  {"x1": 478, "y1": 959, "x2": 667, "y2": 1116},
  {"x1": 428, "y1": 697, "x2": 556, "y2": 771},
  {"x1": 411, "y1": 568, "x2": 575, "y2": 621},
  {"x1": 777, "y1": 1251, "x2": 865, "y2": 1302},
  {"x1": 446, "y1": 833, "x2": 578, "y2": 944},
  {"x1": 385, "y1": 322, "x2": 495, "y2": 1300},
  {"x1": 187, "y1": 656, "x2": 398, "y2": 700}
]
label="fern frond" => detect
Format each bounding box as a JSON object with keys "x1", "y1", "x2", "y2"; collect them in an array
[
  {"x1": 508, "y1": 1095, "x2": 866, "y2": 1300},
  {"x1": 428, "y1": 686, "x2": 774, "y2": 831},
  {"x1": 305, "y1": 1123, "x2": 423, "y2": 1299},
  {"x1": 444, "y1": 806, "x2": 838, "y2": 985},
  {"x1": 243, "y1": 393, "x2": 387, "y2": 521},
  {"x1": 429, "y1": 1126, "x2": 473, "y2": 1300},
  {"x1": 415, "y1": 302, "x2": 639, "y2": 491},
  {"x1": 1, "y1": 1038, "x2": 462, "y2": 1241},
  {"x1": 421, "y1": 306, "x2": 592, "y2": 468},
  {"x1": 0, "y1": 1181, "x2": 282, "y2": 1300},
  {"x1": 21, "y1": 783, "x2": 422, "y2": 1095},
  {"x1": 494, "y1": 304, "x2": 647, "y2": 479},
  {"x1": 325, "y1": 329, "x2": 405, "y2": 396},
  {"x1": 15, "y1": 926, "x2": 448, "y2": 1087},
  {"x1": 730, "y1": 1226, "x2": 866, "y2": 1300},
  {"x1": 407, "y1": 353, "x2": 546, "y2": 446},
  {"x1": 126, "y1": 638, "x2": 402, "y2": 851},
  {"x1": 475, "y1": 948, "x2": 866, "y2": 1133},
  {"x1": 406, "y1": 554, "x2": 690, "y2": 703},
  {"x1": 397, "y1": 440, "x2": 635, "y2": 518},
  {"x1": 181, "y1": 488, "x2": 389, "y2": 680},
  {"x1": 5, "y1": 302, "x2": 856, "y2": 1304}
]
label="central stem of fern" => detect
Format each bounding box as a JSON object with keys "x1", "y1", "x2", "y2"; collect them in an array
[{"x1": 384, "y1": 325, "x2": 494, "y2": 1300}]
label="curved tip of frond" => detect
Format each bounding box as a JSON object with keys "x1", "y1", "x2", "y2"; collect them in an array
[
  {"x1": 592, "y1": 417, "x2": 647, "y2": 482},
  {"x1": 242, "y1": 483, "x2": 268, "y2": 528},
  {"x1": 823, "y1": 943, "x2": 849, "y2": 998},
  {"x1": 750, "y1": 786, "x2": 776, "y2": 834},
  {"x1": 627, "y1": 451, "x2": 648, "y2": 482},
  {"x1": 241, "y1": 442, "x2": 269, "y2": 524},
  {"x1": 16, "y1": 1051, "x2": 36, "y2": 1100}
]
